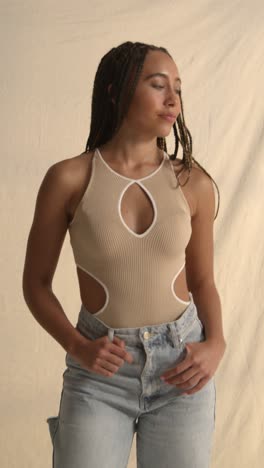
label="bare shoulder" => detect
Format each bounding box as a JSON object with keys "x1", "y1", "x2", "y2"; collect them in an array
[
  {"x1": 46, "y1": 150, "x2": 94, "y2": 223},
  {"x1": 169, "y1": 157, "x2": 215, "y2": 218},
  {"x1": 189, "y1": 163, "x2": 216, "y2": 219},
  {"x1": 64, "y1": 150, "x2": 95, "y2": 223},
  {"x1": 51, "y1": 150, "x2": 93, "y2": 186}
]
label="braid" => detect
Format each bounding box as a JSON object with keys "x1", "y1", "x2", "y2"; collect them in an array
[
  {"x1": 161, "y1": 93, "x2": 220, "y2": 220},
  {"x1": 85, "y1": 41, "x2": 220, "y2": 220}
]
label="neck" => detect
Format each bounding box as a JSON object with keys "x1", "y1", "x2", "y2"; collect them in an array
[{"x1": 99, "y1": 137, "x2": 164, "y2": 168}]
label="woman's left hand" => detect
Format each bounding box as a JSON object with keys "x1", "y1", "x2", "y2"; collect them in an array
[{"x1": 160, "y1": 339, "x2": 226, "y2": 395}]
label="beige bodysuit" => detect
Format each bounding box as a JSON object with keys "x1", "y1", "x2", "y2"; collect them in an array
[{"x1": 68, "y1": 147, "x2": 192, "y2": 328}]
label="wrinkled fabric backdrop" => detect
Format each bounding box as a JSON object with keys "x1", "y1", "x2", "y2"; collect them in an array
[{"x1": 1, "y1": 1, "x2": 263, "y2": 467}]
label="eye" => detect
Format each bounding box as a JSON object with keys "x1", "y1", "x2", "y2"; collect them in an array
[{"x1": 152, "y1": 84, "x2": 181, "y2": 95}]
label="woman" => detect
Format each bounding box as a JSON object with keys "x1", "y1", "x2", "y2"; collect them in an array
[{"x1": 22, "y1": 41, "x2": 226, "y2": 468}]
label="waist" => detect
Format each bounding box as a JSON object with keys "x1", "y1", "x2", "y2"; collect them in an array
[
  {"x1": 75, "y1": 292, "x2": 199, "y2": 347},
  {"x1": 78, "y1": 290, "x2": 193, "y2": 329}
]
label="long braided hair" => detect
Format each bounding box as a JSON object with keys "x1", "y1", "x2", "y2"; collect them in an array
[{"x1": 85, "y1": 41, "x2": 220, "y2": 220}]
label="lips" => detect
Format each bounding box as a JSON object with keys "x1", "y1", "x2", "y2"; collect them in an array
[{"x1": 159, "y1": 113, "x2": 176, "y2": 122}]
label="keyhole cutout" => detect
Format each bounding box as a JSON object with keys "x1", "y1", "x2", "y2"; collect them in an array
[{"x1": 119, "y1": 182, "x2": 156, "y2": 235}]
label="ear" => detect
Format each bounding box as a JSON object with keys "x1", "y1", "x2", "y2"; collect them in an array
[{"x1": 107, "y1": 83, "x2": 116, "y2": 105}]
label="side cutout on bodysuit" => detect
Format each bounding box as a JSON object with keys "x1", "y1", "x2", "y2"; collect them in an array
[
  {"x1": 119, "y1": 182, "x2": 156, "y2": 236},
  {"x1": 171, "y1": 263, "x2": 191, "y2": 304},
  {"x1": 76, "y1": 265, "x2": 108, "y2": 314}
]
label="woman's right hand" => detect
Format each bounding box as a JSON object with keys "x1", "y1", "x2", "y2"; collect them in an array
[{"x1": 70, "y1": 335, "x2": 134, "y2": 377}]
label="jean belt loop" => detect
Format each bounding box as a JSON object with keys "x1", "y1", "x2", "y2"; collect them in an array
[
  {"x1": 168, "y1": 322, "x2": 177, "y2": 342},
  {"x1": 108, "y1": 328, "x2": 115, "y2": 342}
]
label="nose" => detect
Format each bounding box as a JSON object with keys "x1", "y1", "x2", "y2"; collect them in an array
[{"x1": 164, "y1": 88, "x2": 179, "y2": 107}]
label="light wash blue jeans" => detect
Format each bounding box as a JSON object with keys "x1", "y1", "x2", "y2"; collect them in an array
[{"x1": 47, "y1": 292, "x2": 216, "y2": 468}]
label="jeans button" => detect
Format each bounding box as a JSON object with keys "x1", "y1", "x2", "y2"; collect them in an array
[{"x1": 143, "y1": 331, "x2": 150, "y2": 340}]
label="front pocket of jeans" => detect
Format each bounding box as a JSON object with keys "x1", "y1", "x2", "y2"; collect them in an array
[
  {"x1": 178, "y1": 317, "x2": 204, "y2": 345},
  {"x1": 194, "y1": 315, "x2": 204, "y2": 332}
]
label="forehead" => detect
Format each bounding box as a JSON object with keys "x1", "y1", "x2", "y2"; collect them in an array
[{"x1": 141, "y1": 50, "x2": 180, "y2": 81}]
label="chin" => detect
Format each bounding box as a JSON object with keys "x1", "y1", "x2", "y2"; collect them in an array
[{"x1": 157, "y1": 129, "x2": 172, "y2": 138}]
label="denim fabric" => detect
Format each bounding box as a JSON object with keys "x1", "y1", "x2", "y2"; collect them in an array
[{"x1": 47, "y1": 292, "x2": 216, "y2": 468}]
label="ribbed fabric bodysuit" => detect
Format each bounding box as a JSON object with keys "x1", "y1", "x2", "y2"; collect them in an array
[{"x1": 68, "y1": 147, "x2": 192, "y2": 328}]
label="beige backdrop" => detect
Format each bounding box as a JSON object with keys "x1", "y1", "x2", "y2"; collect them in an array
[{"x1": 1, "y1": 1, "x2": 263, "y2": 467}]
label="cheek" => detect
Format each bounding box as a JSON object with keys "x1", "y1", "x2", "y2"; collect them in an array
[{"x1": 128, "y1": 91, "x2": 159, "y2": 117}]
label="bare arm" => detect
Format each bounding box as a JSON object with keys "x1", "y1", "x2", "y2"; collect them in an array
[
  {"x1": 185, "y1": 168, "x2": 226, "y2": 347},
  {"x1": 22, "y1": 160, "x2": 89, "y2": 355},
  {"x1": 160, "y1": 170, "x2": 226, "y2": 391}
]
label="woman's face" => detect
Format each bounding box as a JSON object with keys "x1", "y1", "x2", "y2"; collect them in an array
[{"x1": 119, "y1": 50, "x2": 182, "y2": 139}]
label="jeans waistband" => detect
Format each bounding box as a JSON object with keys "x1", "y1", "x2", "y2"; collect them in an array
[{"x1": 77, "y1": 292, "x2": 199, "y2": 345}]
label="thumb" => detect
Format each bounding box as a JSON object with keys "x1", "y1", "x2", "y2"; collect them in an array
[{"x1": 185, "y1": 342, "x2": 192, "y2": 353}]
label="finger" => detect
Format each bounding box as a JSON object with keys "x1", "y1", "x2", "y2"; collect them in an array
[
  {"x1": 165, "y1": 369, "x2": 201, "y2": 386},
  {"x1": 161, "y1": 342, "x2": 203, "y2": 380},
  {"x1": 112, "y1": 337, "x2": 134, "y2": 363},
  {"x1": 100, "y1": 346, "x2": 134, "y2": 374},
  {"x1": 100, "y1": 345, "x2": 127, "y2": 367},
  {"x1": 97, "y1": 356, "x2": 121, "y2": 376},
  {"x1": 96, "y1": 339, "x2": 124, "y2": 367},
  {"x1": 182, "y1": 376, "x2": 210, "y2": 395},
  {"x1": 161, "y1": 359, "x2": 192, "y2": 379},
  {"x1": 113, "y1": 336, "x2": 125, "y2": 346},
  {"x1": 171, "y1": 372, "x2": 202, "y2": 387},
  {"x1": 104, "y1": 340, "x2": 133, "y2": 364}
]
